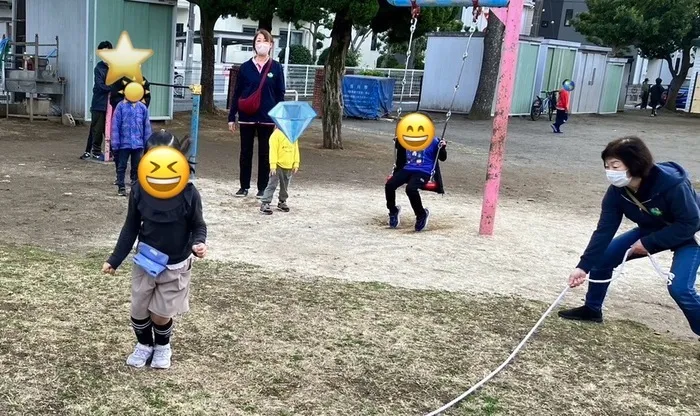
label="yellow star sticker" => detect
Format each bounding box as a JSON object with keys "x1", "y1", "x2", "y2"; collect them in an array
[{"x1": 97, "y1": 31, "x2": 153, "y2": 86}]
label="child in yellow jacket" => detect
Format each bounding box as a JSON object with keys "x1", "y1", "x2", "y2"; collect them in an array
[{"x1": 260, "y1": 128, "x2": 300, "y2": 215}]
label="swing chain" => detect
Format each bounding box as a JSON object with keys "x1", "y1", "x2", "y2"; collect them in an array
[
  {"x1": 396, "y1": 1, "x2": 420, "y2": 122},
  {"x1": 440, "y1": 5, "x2": 482, "y2": 137}
]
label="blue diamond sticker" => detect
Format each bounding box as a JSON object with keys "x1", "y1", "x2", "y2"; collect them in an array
[{"x1": 267, "y1": 101, "x2": 317, "y2": 144}]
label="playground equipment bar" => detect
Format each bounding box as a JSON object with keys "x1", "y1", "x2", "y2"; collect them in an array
[{"x1": 386, "y1": 0, "x2": 510, "y2": 7}]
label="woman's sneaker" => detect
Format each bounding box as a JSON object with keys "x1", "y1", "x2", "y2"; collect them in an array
[
  {"x1": 151, "y1": 344, "x2": 172, "y2": 369},
  {"x1": 557, "y1": 305, "x2": 603, "y2": 323},
  {"x1": 126, "y1": 343, "x2": 153, "y2": 368}
]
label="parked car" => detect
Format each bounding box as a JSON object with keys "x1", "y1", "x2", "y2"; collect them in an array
[{"x1": 659, "y1": 86, "x2": 689, "y2": 109}]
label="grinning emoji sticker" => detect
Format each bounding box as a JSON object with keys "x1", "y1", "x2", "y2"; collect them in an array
[
  {"x1": 138, "y1": 146, "x2": 190, "y2": 199},
  {"x1": 396, "y1": 113, "x2": 435, "y2": 152}
]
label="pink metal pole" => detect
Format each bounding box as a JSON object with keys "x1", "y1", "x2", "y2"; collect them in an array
[
  {"x1": 478, "y1": 0, "x2": 524, "y2": 236},
  {"x1": 104, "y1": 93, "x2": 112, "y2": 163}
]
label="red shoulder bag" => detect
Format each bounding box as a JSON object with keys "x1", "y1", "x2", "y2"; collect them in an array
[{"x1": 238, "y1": 60, "x2": 272, "y2": 116}]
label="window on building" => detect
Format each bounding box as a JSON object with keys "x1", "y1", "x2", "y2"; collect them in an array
[
  {"x1": 242, "y1": 26, "x2": 257, "y2": 35},
  {"x1": 279, "y1": 29, "x2": 303, "y2": 47},
  {"x1": 176, "y1": 23, "x2": 184, "y2": 36},
  {"x1": 564, "y1": 9, "x2": 574, "y2": 27},
  {"x1": 370, "y1": 32, "x2": 378, "y2": 51}
]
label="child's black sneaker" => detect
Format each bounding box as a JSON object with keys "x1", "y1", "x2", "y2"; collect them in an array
[
  {"x1": 415, "y1": 208, "x2": 431, "y2": 232},
  {"x1": 235, "y1": 188, "x2": 248, "y2": 197},
  {"x1": 277, "y1": 202, "x2": 290, "y2": 212},
  {"x1": 260, "y1": 203, "x2": 273, "y2": 215},
  {"x1": 117, "y1": 187, "x2": 127, "y2": 197},
  {"x1": 557, "y1": 305, "x2": 603, "y2": 323},
  {"x1": 388, "y1": 206, "x2": 401, "y2": 229},
  {"x1": 79, "y1": 152, "x2": 92, "y2": 160},
  {"x1": 256, "y1": 190, "x2": 264, "y2": 199}
]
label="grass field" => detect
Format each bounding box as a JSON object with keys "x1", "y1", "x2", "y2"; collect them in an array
[{"x1": 2, "y1": 244, "x2": 699, "y2": 416}]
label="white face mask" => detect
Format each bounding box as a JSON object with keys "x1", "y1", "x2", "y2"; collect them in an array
[
  {"x1": 255, "y1": 42, "x2": 271, "y2": 56},
  {"x1": 606, "y1": 169, "x2": 631, "y2": 187}
]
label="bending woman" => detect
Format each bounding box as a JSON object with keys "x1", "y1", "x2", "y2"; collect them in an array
[
  {"x1": 559, "y1": 136, "x2": 700, "y2": 336},
  {"x1": 228, "y1": 29, "x2": 286, "y2": 198}
]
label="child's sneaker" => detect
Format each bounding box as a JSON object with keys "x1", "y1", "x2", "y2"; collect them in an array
[
  {"x1": 117, "y1": 187, "x2": 127, "y2": 197},
  {"x1": 388, "y1": 206, "x2": 401, "y2": 228},
  {"x1": 235, "y1": 188, "x2": 248, "y2": 197},
  {"x1": 150, "y1": 344, "x2": 172, "y2": 369},
  {"x1": 415, "y1": 208, "x2": 431, "y2": 232},
  {"x1": 79, "y1": 152, "x2": 92, "y2": 160},
  {"x1": 126, "y1": 343, "x2": 153, "y2": 368},
  {"x1": 277, "y1": 202, "x2": 290, "y2": 212},
  {"x1": 260, "y1": 203, "x2": 273, "y2": 215}
]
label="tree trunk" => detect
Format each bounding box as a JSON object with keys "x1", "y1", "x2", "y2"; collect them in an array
[
  {"x1": 199, "y1": 10, "x2": 218, "y2": 113},
  {"x1": 468, "y1": 12, "x2": 505, "y2": 120},
  {"x1": 664, "y1": 48, "x2": 691, "y2": 111},
  {"x1": 258, "y1": 15, "x2": 273, "y2": 32},
  {"x1": 322, "y1": 9, "x2": 353, "y2": 150}
]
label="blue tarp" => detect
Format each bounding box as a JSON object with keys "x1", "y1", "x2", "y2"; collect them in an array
[{"x1": 343, "y1": 75, "x2": 395, "y2": 119}]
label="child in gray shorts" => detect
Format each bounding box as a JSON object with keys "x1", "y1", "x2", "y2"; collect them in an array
[{"x1": 102, "y1": 130, "x2": 207, "y2": 369}]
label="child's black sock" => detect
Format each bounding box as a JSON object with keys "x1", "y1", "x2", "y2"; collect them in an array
[
  {"x1": 131, "y1": 317, "x2": 153, "y2": 346},
  {"x1": 153, "y1": 319, "x2": 173, "y2": 346}
]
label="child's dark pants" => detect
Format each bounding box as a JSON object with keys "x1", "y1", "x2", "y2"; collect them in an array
[
  {"x1": 116, "y1": 148, "x2": 143, "y2": 188},
  {"x1": 553, "y1": 109, "x2": 568, "y2": 131},
  {"x1": 386, "y1": 169, "x2": 429, "y2": 218}
]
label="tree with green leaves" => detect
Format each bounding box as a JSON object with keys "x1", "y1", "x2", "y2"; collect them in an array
[
  {"x1": 187, "y1": 0, "x2": 247, "y2": 113},
  {"x1": 371, "y1": 1, "x2": 462, "y2": 69},
  {"x1": 278, "y1": 44, "x2": 314, "y2": 64},
  {"x1": 280, "y1": 0, "x2": 378, "y2": 149},
  {"x1": 277, "y1": 2, "x2": 331, "y2": 62},
  {"x1": 574, "y1": 0, "x2": 700, "y2": 110}
]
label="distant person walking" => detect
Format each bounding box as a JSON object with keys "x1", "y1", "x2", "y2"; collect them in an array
[
  {"x1": 649, "y1": 78, "x2": 664, "y2": 117},
  {"x1": 551, "y1": 79, "x2": 572, "y2": 134},
  {"x1": 640, "y1": 78, "x2": 650, "y2": 109},
  {"x1": 228, "y1": 29, "x2": 286, "y2": 199},
  {"x1": 80, "y1": 41, "x2": 113, "y2": 161}
]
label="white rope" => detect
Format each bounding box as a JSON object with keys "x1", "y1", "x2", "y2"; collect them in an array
[{"x1": 424, "y1": 248, "x2": 674, "y2": 416}]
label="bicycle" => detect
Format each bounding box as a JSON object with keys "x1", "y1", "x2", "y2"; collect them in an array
[
  {"x1": 173, "y1": 72, "x2": 185, "y2": 99},
  {"x1": 530, "y1": 90, "x2": 557, "y2": 121}
]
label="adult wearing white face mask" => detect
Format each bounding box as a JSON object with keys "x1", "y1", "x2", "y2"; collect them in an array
[
  {"x1": 558, "y1": 136, "x2": 700, "y2": 335},
  {"x1": 228, "y1": 29, "x2": 286, "y2": 198}
]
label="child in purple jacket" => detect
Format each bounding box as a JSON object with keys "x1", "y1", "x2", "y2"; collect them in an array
[{"x1": 111, "y1": 98, "x2": 152, "y2": 196}]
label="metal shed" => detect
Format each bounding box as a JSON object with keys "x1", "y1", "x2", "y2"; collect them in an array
[
  {"x1": 24, "y1": 0, "x2": 176, "y2": 121},
  {"x1": 420, "y1": 32, "x2": 625, "y2": 116}
]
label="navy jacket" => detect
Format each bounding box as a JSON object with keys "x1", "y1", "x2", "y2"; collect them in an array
[
  {"x1": 228, "y1": 59, "x2": 285, "y2": 124},
  {"x1": 578, "y1": 162, "x2": 700, "y2": 272},
  {"x1": 90, "y1": 61, "x2": 111, "y2": 112},
  {"x1": 394, "y1": 137, "x2": 447, "y2": 194}
]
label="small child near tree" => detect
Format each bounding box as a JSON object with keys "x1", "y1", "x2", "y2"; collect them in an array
[
  {"x1": 111, "y1": 93, "x2": 152, "y2": 196},
  {"x1": 102, "y1": 131, "x2": 207, "y2": 369},
  {"x1": 260, "y1": 128, "x2": 299, "y2": 215},
  {"x1": 551, "y1": 79, "x2": 571, "y2": 134}
]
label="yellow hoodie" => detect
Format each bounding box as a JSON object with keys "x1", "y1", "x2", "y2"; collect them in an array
[{"x1": 269, "y1": 128, "x2": 300, "y2": 170}]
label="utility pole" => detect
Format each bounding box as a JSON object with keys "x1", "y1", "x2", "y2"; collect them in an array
[{"x1": 184, "y1": 1, "x2": 196, "y2": 97}]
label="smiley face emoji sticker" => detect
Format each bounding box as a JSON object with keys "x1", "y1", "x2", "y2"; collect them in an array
[
  {"x1": 138, "y1": 146, "x2": 190, "y2": 199},
  {"x1": 396, "y1": 113, "x2": 435, "y2": 152}
]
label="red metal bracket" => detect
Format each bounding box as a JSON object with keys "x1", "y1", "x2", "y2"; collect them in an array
[{"x1": 410, "y1": 0, "x2": 421, "y2": 18}]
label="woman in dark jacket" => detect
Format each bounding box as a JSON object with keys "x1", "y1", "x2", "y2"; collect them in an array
[
  {"x1": 559, "y1": 136, "x2": 700, "y2": 337},
  {"x1": 228, "y1": 29, "x2": 286, "y2": 198}
]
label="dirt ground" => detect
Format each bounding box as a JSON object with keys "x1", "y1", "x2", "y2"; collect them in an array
[
  {"x1": 1, "y1": 107, "x2": 700, "y2": 414},
  {"x1": 1, "y1": 108, "x2": 698, "y2": 338}
]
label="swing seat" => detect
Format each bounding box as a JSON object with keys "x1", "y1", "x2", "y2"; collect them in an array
[{"x1": 424, "y1": 180, "x2": 438, "y2": 191}]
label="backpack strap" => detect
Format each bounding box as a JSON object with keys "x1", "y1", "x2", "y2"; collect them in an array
[{"x1": 624, "y1": 187, "x2": 671, "y2": 226}]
